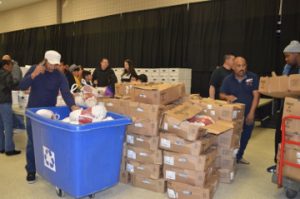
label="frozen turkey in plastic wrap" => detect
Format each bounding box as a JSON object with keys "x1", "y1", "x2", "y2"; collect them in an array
[
  {"x1": 63, "y1": 103, "x2": 109, "y2": 125},
  {"x1": 187, "y1": 114, "x2": 215, "y2": 126}
]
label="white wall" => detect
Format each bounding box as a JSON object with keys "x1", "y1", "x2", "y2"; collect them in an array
[
  {"x1": 62, "y1": 0, "x2": 209, "y2": 23},
  {"x1": 0, "y1": 0, "x2": 57, "y2": 33},
  {"x1": 0, "y1": 0, "x2": 209, "y2": 33}
]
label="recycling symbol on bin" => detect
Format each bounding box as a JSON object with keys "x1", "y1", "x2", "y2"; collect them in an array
[{"x1": 43, "y1": 146, "x2": 56, "y2": 172}]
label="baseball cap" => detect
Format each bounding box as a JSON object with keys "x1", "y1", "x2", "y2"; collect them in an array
[
  {"x1": 69, "y1": 64, "x2": 81, "y2": 72},
  {"x1": 44, "y1": 50, "x2": 61, "y2": 65}
]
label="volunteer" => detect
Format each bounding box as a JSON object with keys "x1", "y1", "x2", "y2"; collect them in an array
[
  {"x1": 92, "y1": 58, "x2": 117, "y2": 91},
  {"x1": 0, "y1": 60, "x2": 21, "y2": 156},
  {"x1": 69, "y1": 64, "x2": 83, "y2": 92},
  {"x1": 82, "y1": 70, "x2": 93, "y2": 86},
  {"x1": 267, "y1": 40, "x2": 300, "y2": 173},
  {"x1": 2, "y1": 54, "x2": 22, "y2": 86},
  {"x1": 209, "y1": 54, "x2": 235, "y2": 99},
  {"x1": 19, "y1": 50, "x2": 79, "y2": 183},
  {"x1": 121, "y1": 59, "x2": 138, "y2": 82},
  {"x1": 220, "y1": 56, "x2": 260, "y2": 164}
]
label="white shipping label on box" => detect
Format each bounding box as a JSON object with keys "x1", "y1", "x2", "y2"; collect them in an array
[
  {"x1": 232, "y1": 111, "x2": 238, "y2": 119},
  {"x1": 139, "y1": 152, "x2": 148, "y2": 157},
  {"x1": 127, "y1": 150, "x2": 137, "y2": 160},
  {"x1": 164, "y1": 156, "x2": 175, "y2": 166},
  {"x1": 230, "y1": 172, "x2": 234, "y2": 180},
  {"x1": 126, "y1": 135, "x2": 134, "y2": 144},
  {"x1": 164, "y1": 123, "x2": 168, "y2": 131},
  {"x1": 126, "y1": 163, "x2": 134, "y2": 173},
  {"x1": 167, "y1": 188, "x2": 177, "y2": 199},
  {"x1": 161, "y1": 138, "x2": 171, "y2": 148},
  {"x1": 166, "y1": 170, "x2": 176, "y2": 180},
  {"x1": 134, "y1": 122, "x2": 143, "y2": 128}
]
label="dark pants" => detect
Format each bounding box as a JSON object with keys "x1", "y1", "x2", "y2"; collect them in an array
[
  {"x1": 25, "y1": 117, "x2": 36, "y2": 173},
  {"x1": 274, "y1": 109, "x2": 283, "y2": 163},
  {"x1": 237, "y1": 122, "x2": 255, "y2": 160}
]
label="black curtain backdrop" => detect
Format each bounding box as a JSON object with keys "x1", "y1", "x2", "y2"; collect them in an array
[
  {"x1": 280, "y1": 0, "x2": 300, "y2": 69},
  {"x1": 0, "y1": 0, "x2": 281, "y2": 96}
]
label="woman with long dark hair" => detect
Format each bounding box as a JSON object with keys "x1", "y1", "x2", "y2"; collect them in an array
[{"x1": 121, "y1": 59, "x2": 138, "y2": 82}]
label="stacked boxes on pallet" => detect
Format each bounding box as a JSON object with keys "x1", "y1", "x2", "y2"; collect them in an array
[
  {"x1": 279, "y1": 97, "x2": 300, "y2": 181},
  {"x1": 103, "y1": 83, "x2": 186, "y2": 192},
  {"x1": 197, "y1": 98, "x2": 245, "y2": 184},
  {"x1": 160, "y1": 100, "x2": 231, "y2": 199}
]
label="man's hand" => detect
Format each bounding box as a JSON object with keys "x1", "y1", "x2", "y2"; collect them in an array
[
  {"x1": 71, "y1": 105, "x2": 80, "y2": 111},
  {"x1": 226, "y1": 95, "x2": 237, "y2": 103},
  {"x1": 31, "y1": 64, "x2": 45, "y2": 79},
  {"x1": 246, "y1": 112, "x2": 255, "y2": 125}
]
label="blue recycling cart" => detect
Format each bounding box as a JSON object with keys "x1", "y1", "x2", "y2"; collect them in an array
[{"x1": 26, "y1": 106, "x2": 131, "y2": 199}]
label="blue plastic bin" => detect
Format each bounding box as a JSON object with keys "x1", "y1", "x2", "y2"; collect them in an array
[{"x1": 26, "y1": 106, "x2": 131, "y2": 199}]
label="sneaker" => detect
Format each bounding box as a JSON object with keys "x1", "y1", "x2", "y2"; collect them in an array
[
  {"x1": 26, "y1": 173, "x2": 36, "y2": 184},
  {"x1": 0, "y1": 150, "x2": 4, "y2": 154},
  {"x1": 5, "y1": 150, "x2": 21, "y2": 156},
  {"x1": 267, "y1": 165, "x2": 276, "y2": 173},
  {"x1": 237, "y1": 158, "x2": 250, "y2": 165}
]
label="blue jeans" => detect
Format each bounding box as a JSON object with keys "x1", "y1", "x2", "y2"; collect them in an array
[
  {"x1": 0, "y1": 103, "x2": 15, "y2": 152},
  {"x1": 25, "y1": 117, "x2": 36, "y2": 173},
  {"x1": 237, "y1": 122, "x2": 254, "y2": 160}
]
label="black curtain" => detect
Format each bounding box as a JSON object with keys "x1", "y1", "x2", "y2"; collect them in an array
[
  {"x1": 0, "y1": 0, "x2": 280, "y2": 96},
  {"x1": 280, "y1": 0, "x2": 300, "y2": 68}
]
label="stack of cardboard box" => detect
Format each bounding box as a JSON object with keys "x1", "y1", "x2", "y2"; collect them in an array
[
  {"x1": 105, "y1": 83, "x2": 186, "y2": 193},
  {"x1": 279, "y1": 97, "x2": 300, "y2": 181},
  {"x1": 259, "y1": 73, "x2": 300, "y2": 98},
  {"x1": 160, "y1": 101, "x2": 234, "y2": 199},
  {"x1": 198, "y1": 98, "x2": 245, "y2": 184}
]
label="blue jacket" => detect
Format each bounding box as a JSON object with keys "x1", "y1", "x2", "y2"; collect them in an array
[{"x1": 19, "y1": 66, "x2": 75, "y2": 108}]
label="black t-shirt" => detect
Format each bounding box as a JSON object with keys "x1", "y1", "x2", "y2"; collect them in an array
[{"x1": 209, "y1": 66, "x2": 232, "y2": 99}]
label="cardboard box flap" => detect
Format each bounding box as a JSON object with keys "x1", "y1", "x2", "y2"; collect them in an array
[
  {"x1": 164, "y1": 102, "x2": 203, "y2": 122},
  {"x1": 134, "y1": 83, "x2": 181, "y2": 91},
  {"x1": 203, "y1": 121, "x2": 233, "y2": 135}
]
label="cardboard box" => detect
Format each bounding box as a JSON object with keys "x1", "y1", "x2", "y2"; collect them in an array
[
  {"x1": 289, "y1": 74, "x2": 300, "y2": 93},
  {"x1": 126, "y1": 101, "x2": 164, "y2": 122},
  {"x1": 217, "y1": 147, "x2": 238, "y2": 159},
  {"x1": 126, "y1": 160, "x2": 162, "y2": 179},
  {"x1": 285, "y1": 132, "x2": 300, "y2": 142},
  {"x1": 258, "y1": 76, "x2": 269, "y2": 94},
  {"x1": 127, "y1": 146, "x2": 163, "y2": 165},
  {"x1": 284, "y1": 144, "x2": 300, "y2": 166},
  {"x1": 126, "y1": 133, "x2": 159, "y2": 151},
  {"x1": 218, "y1": 168, "x2": 236, "y2": 184},
  {"x1": 277, "y1": 143, "x2": 300, "y2": 181},
  {"x1": 163, "y1": 147, "x2": 217, "y2": 171},
  {"x1": 259, "y1": 75, "x2": 298, "y2": 98},
  {"x1": 131, "y1": 175, "x2": 166, "y2": 193},
  {"x1": 217, "y1": 129, "x2": 240, "y2": 149},
  {"x1": 160, "y1": 133, "x2": 214, "y2": 156},
  {"x1": 132, "y1": 83, "x2": 186, "y2": 105},
  {"x1": 268, "y1": 75, "x2": 289, "y2": 94},
  {"x1": 215, "y1": 156, "x2": 236, "y2": 170},
  {"x1": 199, "y1": 98, "x2": 245, "y2": 121},
  {"x1": 163, "y1": 165, "x2": 215, "y2": 186},
  {"x1": 167, "y1": 175, "x2": 219, "y2": 199},
  {"x1": 162, "y1": 101, "x2": 233, "y2": 141},
  {"x1": 282, "y1": 97, "x2": 300, "y2": 133},
  {"x1": 120, "y1": 170, "x2": 131, "y2": 184},
  {"x1": 128, "y1": 119, "x2": 160, "y2": 136},
  {"x1": 115, "y1": 82, "x2": 140, "y2": 99},
  {"x1": 100, "y1": 98, "x2": 129, "y2": 115}
]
